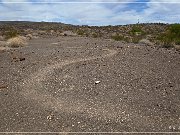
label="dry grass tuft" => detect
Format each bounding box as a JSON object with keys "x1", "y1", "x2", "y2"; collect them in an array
[
  {"x1": 7, "y1": 36, "x2": 27, "y2": 48},
  {"x1": 26, "y1": 34, "x2": 33, "y2": 40},
  {"x1": 139, "y1": 39, "x2": 153, "y2": 46}
]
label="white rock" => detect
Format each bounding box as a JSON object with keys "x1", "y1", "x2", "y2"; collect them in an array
[{"x1": 95, "y1": 81, "x2": 100, "y2": 84}]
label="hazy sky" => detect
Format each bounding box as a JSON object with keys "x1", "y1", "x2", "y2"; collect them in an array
[{"x1": 0, "y1": 0, "x2": 180, "y2": 26}]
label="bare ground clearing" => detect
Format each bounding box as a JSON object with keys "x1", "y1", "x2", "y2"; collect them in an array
[{"x1": 0, "y1": 36, "x2": 180, "y2": 133}]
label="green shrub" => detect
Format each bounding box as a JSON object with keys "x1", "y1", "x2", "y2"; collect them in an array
[
  {"x1": 111, "y1": 34, "x2": 124, "y2": 41},
  {"x1": 3, "y1": 26, "x2": 19, "y2": 39},
  {"x1": 175, "y1": 39, "x2": 180, "y2": 45},
  {"x1": 157, "y1": 24, "x2": 180, "y2": 47},
  {"x1": 169, "y1": 24, "x2": 180, "y2": 37},
  {"x1": 111, "y1": 34, "x2": 131, "y2": 42},
  {"x1": 130, "y1": 26, "x2": 144, "y2": 35},
  {"x1": 92, "y1": 33, "x2": 98, "y2": 38},
  {"x1": 77, "y1": 29, "x2": 84, "y2": 35},
  {"x1": 169, "y1": 24, "x2": 180, "y2": 45}
]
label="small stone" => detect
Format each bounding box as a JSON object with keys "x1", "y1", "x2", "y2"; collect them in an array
[
  {"x1": 19, "y1": 57, "x2": 25, "y2": 61},
  {"x1": 47, "y1": 114, "x2": 53, "y2": 120},
  {"x1": 0, "y1": 84, "x2": 8, "y2": 89},
  {"x1": 95, "y1": 81, "x2": 100, "y2": 84}
]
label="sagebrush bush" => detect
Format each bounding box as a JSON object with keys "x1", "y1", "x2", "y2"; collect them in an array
[
  {"x1": 169, "y1": 24, "x2": 180, "y2": 45},
  {"x1": 111, "y1": 34, "x2": 130, "y2": 42},
  {"x1": 111, "y1": 34, "x2": 124, "y2": 41},
  {"x1": 92, "y1": 33, "x2": 98, "y2": 38},
  {"x1": 26, "y1": 34, "x2": 33, "y2": 40},
  {"x1": 169, "y1": 24, "x2": 180, "y2": 37},
  {"x1": 157, "y1": 24, "x2": 180, "y2": 48},
  {"x1": 130, "y1": 26, "x2": 144, "y2": 35},
  {"x1": 76, "y1": 30, "x2": 84, "y2": 35},
  {"x1": 7, "y1": 36, "x2": 27, "y2": 48},
  {"x1": 3, "y1": 27, "x2": 19, "y2": 39}
]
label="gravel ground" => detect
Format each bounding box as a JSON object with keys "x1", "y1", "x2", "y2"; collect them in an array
[{"x1": 0, "y1": 36, "x2": 180, "y2": 134}]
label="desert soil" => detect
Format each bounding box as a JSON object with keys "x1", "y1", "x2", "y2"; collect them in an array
[{"x1": 0, "y1": 36, "x2": 180, "y2": 133}]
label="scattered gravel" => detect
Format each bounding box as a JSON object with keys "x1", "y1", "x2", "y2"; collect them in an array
[{"x1": 0, "y1": 36, "x2": 180, "y2": 132}]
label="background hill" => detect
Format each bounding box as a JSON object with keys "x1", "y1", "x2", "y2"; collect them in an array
[{"x1": 0, "y1": 21, "x2": 179, "y2": 50}]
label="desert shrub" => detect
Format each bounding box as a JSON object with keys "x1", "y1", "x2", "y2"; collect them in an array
[
  {"x1": 132, "y1": 37, "x2": 141, "y2": 44},
  {"x1": 7, "y1": 36, "x2": 27, "y2": 48},
  {"x1": 130, "y1": 26, "x2": 144, "y2": 35},
  {"x1": 92, "y1": 33, "x2": 98, "y2": 38},
  {"x1": 26, "y1": 34, "x2": 33, "y2": 40},
  {"x1": 3, "y1": 26, "x2": 19, "y2": 39},
  {"x1": 169, "y1": 24, "x2": 180, "y2": 37},
  {"x1": 77, "y1": 29, "x2": 84, "y2": 35},
  {"x1": 111, "y1": 34, "x2": 131, "y2": 42},
  {"x1": 85, "y1": 33, "x2": 89, "y2": 37},
  {"x1": 111, "y1": 34, "x2": 124, "y2": 41},
  {"x1": 175, "y1": 39, "x2": 180, "y2": 45},
  {"x1": 157, "y1": 24, "x2": 180, "y2": 48},
  {"x1": 169, "y1": 24, "x2": 180, "y2": 45}
]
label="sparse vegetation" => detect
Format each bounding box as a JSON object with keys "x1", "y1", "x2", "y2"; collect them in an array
[
  {"x1": 7, "y1": 36, "x2": 27, "y2": 48},
  {"x1": 0, "y1": 21, "x2": 180, "y2": 50},
  {"x1": 111, "y1": 34, "x2": 132, "y2": 43},
  {"x1": 130, "y1": 25, "x2": 144, "y2": 35},
  {"x1": 128, "y1": 26, "x2": 146, "y2": 44},
  {"x1": 169, "y1": 24, "x2": 180, "y2": 45},
  {"x1": 132, "y1": 37, "x2": 142, "y2": 44},
  {"x1": 92, "y1": 33, "x2": 98, "y2": 38},
  {"x1": 111, "y1": 34, "x2": 124, "y2": 41},
  {"x1": 157, "y1": 24, "x2": 180, "y2": 49},
  {"x1": 26, "y1": 34, "x2": 33, "y2": 40},
  {"x1": 76, "y1": 29, "x2": 84, "y2": 36},
  {"x1": 3, "y1": 26, "x2": 19, "y2": 39}
]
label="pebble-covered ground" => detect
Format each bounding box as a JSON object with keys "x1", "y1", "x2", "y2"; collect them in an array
[{"x1": 0, "y1": 36, "x2": 180, "y2": 134}]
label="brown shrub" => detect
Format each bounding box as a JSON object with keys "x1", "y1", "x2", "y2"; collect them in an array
[
  {"x1": 7, "y1": 36, "x2": 27, "y2": 48},
  {"x1": 26, "y1": 34, "x2": 33, "y2": 40}
]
